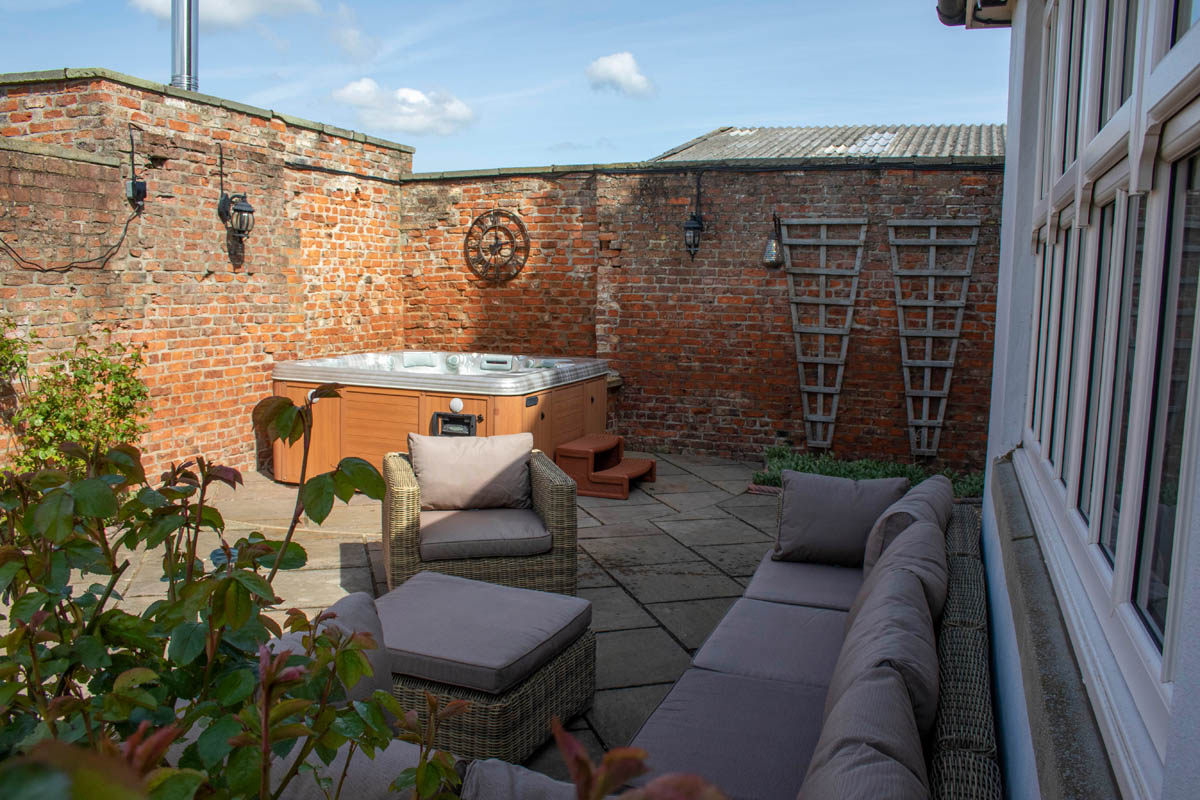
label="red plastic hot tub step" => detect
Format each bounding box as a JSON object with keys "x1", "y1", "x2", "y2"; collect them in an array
[{"x1": 554, "y1": 435, "x2": 656, "y2": 500}]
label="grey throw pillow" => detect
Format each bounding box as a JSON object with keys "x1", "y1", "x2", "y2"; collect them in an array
[
  {"x1": 772, "y1": 471, "x2": 910, "y2": 566},
  {"x1": 800, "y1": 665, "x2": 929, "y2": 799},
  {"x1": 824, "y1": 568, "x2": 939, "y2": 736},
  {"x1": 848, "y1": 520, "x2": 948, "y2": 627},
  {"x1": 863, "y1": 475, "x2": 953, "y2": 575},
  {"x1": 408, "y1": 432, "x2": 533, "y2": 510}
]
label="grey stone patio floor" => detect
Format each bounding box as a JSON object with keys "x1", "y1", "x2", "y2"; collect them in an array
[{"x1": 114, "y1": 450, "x2": 774, "y2": 782}]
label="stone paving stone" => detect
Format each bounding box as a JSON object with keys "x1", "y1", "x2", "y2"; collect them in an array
[
  {"x1": 653, "y1": 490, "x2": 733, "y2": 514},
  {"x1": 654, "y1": 517, "x2": 771, "y2": 547},
  {"x1": 576, "y1": 488, "x2": 658, "y2": 508},
  {"x1": 686, "y1": 464, "x2": 757, "y2": 483},
  {"x1": 646, "y1": 597, "x2": 738, "y2": 650},
  {"x1": 649, "y1": 506, "x2": 734, "y2": 522},
  {"x1": 694, "y1": 542, "x2": 773, "y2": 577},
  {"x1": 523, "y1": 724, "x2": 603, "y2": 780},
  {"x1": 658, "y1": 452, "x2": 739, "y2": 468},
  {"x1": 577, "y1": 551, "x2": 616, "y2": 589},
  {"x1": 579, "y1": 587, "x2": 656, "y2": 632},
  {"x1": 724, "y1": 503, "x2": 781, "y2": 532},
  {"x1": 641, "y1": 474, "x2": 719, "y2": 495},
  {"x1": 578, "y1": 520, "x2": 664, "y2": 539},
  {"x1": 608, "y1": 562, "x2": 744, "y2": 604},
  {"x1": 581, "y1": 535, "x2": 700, "y2": 569},
  {"x1": 596, "y1": 628, "x2": 690, "y2": 690},
  {"x1": 719, "y1": 490, "x2": 779, "y2": 508},
  {"x1": 270, "y1": 566, "x2": 374, "y2": 606},
  {"x1": 585, "y1": 503, "x2": 679, "y2": 525},
  {"x1": 586, "y1": 683, "x2": 673, "y2": 748},
  {"x1": 647, "y1": 459, "x2": 687, "y2": 476},
  {"x1": 240, "y1": 534, "x2": 370, "y2": 570},
  {"x1": 577, "y1": 509, "x2": 601, "y2": 528},
  {"x1": 710, "y1": 479, "x2": 751, "y2": 495}
]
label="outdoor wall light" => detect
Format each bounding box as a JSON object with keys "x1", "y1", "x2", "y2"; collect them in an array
[
  {"x1": 216, "y1": 145, "x2": 255, "y2": 240},
  {"x1": 762, "y1": 213, "x2": 784, "y2": 268},
  {"x1": 683, "y1": 171, "x2": 704, "y2": 260}
]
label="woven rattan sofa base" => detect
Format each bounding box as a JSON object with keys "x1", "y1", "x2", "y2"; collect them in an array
[{"x1": 391, "y1": 629, "x2": 595, "y2": 764}]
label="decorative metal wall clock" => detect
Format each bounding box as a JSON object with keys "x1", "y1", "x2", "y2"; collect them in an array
[{"x1": 462, "y1": 209, "x2": 530, "y2": 282}]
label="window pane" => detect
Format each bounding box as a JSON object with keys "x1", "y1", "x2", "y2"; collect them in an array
[
  {"x1": 1048, "y1": 229, "x2": 1073, "y2": 467},
  {"x1": 1099, "y1": 196, "x2": 1146, "y2": 562},
  {"x1": 1041, "y1": 13, "x2": 1059, "y2": 195},
  {"x1": 1099, "y1": 0, "x2": 1116, "y2": 125},
  {"x1": 1132, "y1": 155, "x2": 1200, "y2": 646},
  {"x1": 1173, "y1": 0, "x2": 1200, "y2": 44},
  {"x1": 1078, "y1": 203, "x2": 1117, "y2": 521},
  {"x1": 1062, "y1": 229, "x2": 1084, "y2": 482},
  {"x1": 1032, "y1": 244, "x2": 1052, "y2": 433},
  {"x1": 1121, "y1": 0, "x2": 1138, "y2": 101},
  {"x1": 1063, "y1": 1, "x2": 1082, "y2": 169}
]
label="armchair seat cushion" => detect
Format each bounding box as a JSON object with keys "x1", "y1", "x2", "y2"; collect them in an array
[{"x1": 418, "y1": 509, "x2": 552, "y2": 561}]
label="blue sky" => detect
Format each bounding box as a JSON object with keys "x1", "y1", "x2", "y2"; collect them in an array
[{"x1": 1, "y1": 1, "x2": 1011, "y2": 172}]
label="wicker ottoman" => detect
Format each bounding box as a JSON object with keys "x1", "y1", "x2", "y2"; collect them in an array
[{"x1": 375, "y1": 571, "x2": 595, "y2": 763}]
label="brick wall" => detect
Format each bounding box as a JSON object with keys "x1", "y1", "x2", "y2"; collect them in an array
[
  {"x1": 0, "y1": 70, "x2": 1000, "y2": 475},
  {"x1": 0, "y1": 72, "x2": 412, "y2": 472},
  {"x1": 400, "y1": 167, "x2": 1001, "y2": 471}
]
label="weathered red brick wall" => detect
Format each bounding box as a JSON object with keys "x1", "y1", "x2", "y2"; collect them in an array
[
  {"x1": 397, "y1": 176, "x2": 597, "y2": 355},
  {"x1": 0, "y1": 72, "x2": 412, "y2": 473},
  {"x1": 401, "y1": 167, "x2": 1000, "y2": 471}
]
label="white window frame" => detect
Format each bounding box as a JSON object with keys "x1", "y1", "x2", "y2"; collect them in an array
[{"x1": 1014, "y1": 1, "x2": 1200, "y2": 797}]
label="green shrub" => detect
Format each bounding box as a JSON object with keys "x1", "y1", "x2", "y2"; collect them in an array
[
  {"x1": 753, "y1": 447, "x2": 984, "y2": 498},
  {"x1": 0, "y1": 320, "x2": 149, "y2": 473}
]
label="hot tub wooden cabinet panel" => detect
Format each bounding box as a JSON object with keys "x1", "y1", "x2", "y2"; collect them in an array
[
  {"x1": 341, "y1": 387, "x2": 421, "y2": 473},
  {"x1": 420, "y1": 393, "x2": 490, "y2": 437},
  {"x1": 272, "y1": 381, "x2": 342, "y2": 483},
  {"x1": 584, "y1": 377, "x2": 606, "y2": 435}
]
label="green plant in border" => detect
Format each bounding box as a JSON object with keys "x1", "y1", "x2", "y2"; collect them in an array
[
  {"x1": 0, "y1": 322, "x2": 150, "y2": 474},
  {"x1": 753, "y1": 445, "x2": 985, "y2": 498},
  {"x1": 0, "y1": 382, "x2": 465, "y2": 800}
]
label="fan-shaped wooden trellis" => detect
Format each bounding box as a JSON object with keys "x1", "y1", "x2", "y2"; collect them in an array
[
  {"x1": 781, "y1": 218, "x2": 868, "y2": 449},
  {"x1": 887, "y1": 219, "x2": 980, "y2": 457}
]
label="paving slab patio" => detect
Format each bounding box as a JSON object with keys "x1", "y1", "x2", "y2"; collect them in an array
[{"x1": 113, "y1": 449, "x2": 775, "y2": 781}]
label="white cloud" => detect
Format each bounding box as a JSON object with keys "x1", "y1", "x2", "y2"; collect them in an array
[
  {"x1": 332, "y1": 78, "x2": 474, "y2": 136},
  {"x1": 586, "y1": 52, "x2": 652, "y2": 97},
  {"x1": 331, "y1": 2, "x2": 378, "y2": 60},
  {"x1": 128, "y1": 0, "x2": 318, "y2": 28}
]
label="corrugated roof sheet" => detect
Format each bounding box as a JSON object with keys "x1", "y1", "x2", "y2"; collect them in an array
[{"x1": 651, "y1": 124, "x2": 1006, "y2": 161}]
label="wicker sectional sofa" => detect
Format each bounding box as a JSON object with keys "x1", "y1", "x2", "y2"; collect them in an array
[{"x1": 461, "y1": 474, "x2": 1002, "y2": 800}]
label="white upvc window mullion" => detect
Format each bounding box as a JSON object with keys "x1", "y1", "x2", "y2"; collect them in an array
[{"x1": 1062, "y1": 213, "x2": 1102, "y2": 503}]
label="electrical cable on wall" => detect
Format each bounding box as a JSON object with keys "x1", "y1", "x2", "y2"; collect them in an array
[{"x1": 0, "y1": 123, "x2": 145, "y2": 273}]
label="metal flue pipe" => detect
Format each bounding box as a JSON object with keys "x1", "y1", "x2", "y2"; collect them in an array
[{"x1": 170, "y1": 0, "x2": 198, "y2": 91}]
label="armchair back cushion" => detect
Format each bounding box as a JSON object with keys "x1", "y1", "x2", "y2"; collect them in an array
[
  {"x1": 773, "y1": 471, "x2": 910, "y2": 566},
  {"x1": 862, "y1": 475, "x2": 954, "y2": 575},
  {"x1": 408, "y1": 432, "x2": 533, "y2": 511}
]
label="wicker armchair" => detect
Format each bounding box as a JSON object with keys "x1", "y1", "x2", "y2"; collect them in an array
[{"x1": 382, "y1": 449, "x2": 578, "y2": 595}]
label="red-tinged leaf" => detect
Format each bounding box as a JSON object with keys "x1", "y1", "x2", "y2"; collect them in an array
[
  {"x1": 310, "y1": 383, "x2": 343, "y2": 400},
  {"x1": 205, "y1": 465, "x2": 243, "y2": 490},
  {"x1": 595, "y1": 747, "x2": 651, "y2": 796},
  {"x1": 552, "y1": 718, "x2": 596, "y2": 799},
  {"x1": 268, "y1": 698, "x2": 313, "y2": 726},
  {"x1": 259, "y1": 613, "x2": 282, "y2": 638},
  {"x1": 626, "y1": 773, "x2": 729, "y2": 800},
  {"x1": 268, "y1": 723, "x2": 313, "y2": 741},
  {"x1": 252, "y1": 396, "x2": 294, "y2": 432},
  {"x1": 437, "y1": 699, "x2": 471, "y2": 721},
  {"x1": 401, "y1": 710, "x2": 420, "y2": 732}
]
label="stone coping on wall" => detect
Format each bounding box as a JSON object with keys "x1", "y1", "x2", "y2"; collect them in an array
[
  {"x1": 0, "y1": 136, "x2": 120, "y2": 167},
  {"x1": 0, "y1": 67, "x2": 415, "y2": 155},
  {"x1": 402, "y1": 154, "x2": 1006, "y2": 181}
]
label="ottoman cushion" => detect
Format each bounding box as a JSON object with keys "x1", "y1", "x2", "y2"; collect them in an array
[{"x1": 376, "y1": 572, "x2": 592, "y2": 694}]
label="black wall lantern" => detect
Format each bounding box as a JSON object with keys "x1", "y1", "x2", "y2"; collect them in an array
[
  {"x1": 683, "y1": 171, "x2": 704, "y2": 260},
  {"x1": 762, "y1": 212, "x2": 784, "y2": 268},
  {"x1": 217, "y1": 145, "x2": 255, "y2": 240}
]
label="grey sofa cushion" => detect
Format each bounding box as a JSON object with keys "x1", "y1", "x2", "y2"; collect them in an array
[
  {"x1": 744, "y1": 552, "x2": 864, "y2": 610},
  {"x1": 800, "y1": 665, "x2": 929, "y2": 799},
  {"x1": 863, "y1": 475, "x2": 953, "y2": 575},
  {"x1": 629, "y1": 667, "x2": 827, "y2": 800},
  {"x1": 692, "y1": 598, "x2": 846, "y2": 688},
  {"x1": 824, "y1": 568, "x2": 939, "y2": 736},
  {"x1": 848, "y1": 520, "x2": 948, "y2": 626},
  {"x1": 773, "y1": 471, "x2": 910, "y2": 566},
  {"x1": 418, "y1": 508, "x2": 551, "y2": 561},
  {"x1": 408, "y1": 432, "x2": 533, "y2": 510},
  {"x1": 376, "y1": 571, "x2": 591, "y2": 694},
  {"x1": 461, "y1": 759, "x2": 579, "y2": 800},
  {"x1": 269, "y1": 592, "x2": 390, "y2": 704}
]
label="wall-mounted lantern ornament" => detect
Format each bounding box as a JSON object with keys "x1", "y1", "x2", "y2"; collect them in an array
[
  {"x1": 762, "y1": 213, "x2": 784, "y2": 268},
  {"x1": 683, "y1": 171, "x2": 704, "y2": 260},
  {"x1": 216, "y1": 145, "x2": 255, "y2": 240}
]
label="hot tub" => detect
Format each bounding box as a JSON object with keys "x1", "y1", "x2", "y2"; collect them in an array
[{"x1": 270, "y1": 351, "x2": 610, "y2": 482}]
